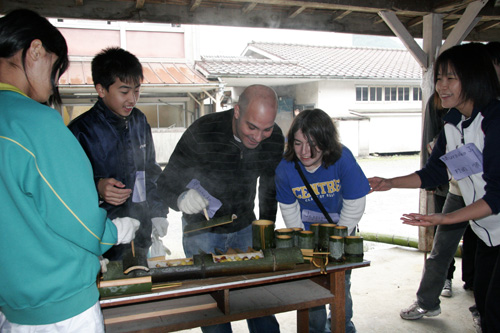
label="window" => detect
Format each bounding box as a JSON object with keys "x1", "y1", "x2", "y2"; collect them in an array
[
  {"x1": 356, "y1": 87, "x2": 368, "y2": 101},
  {"x1": 398, "y1": 87, "x2": 410, "y2": 101},
  {"x1": 385, "y1": 87, "x2": 397, "y2": 101},
  {"x1": 413, "y1": 87, "x2": 422, "y2": 101},
  {"x1": 370, "y1": 87, "x2": 383, "y2": 101},
  {"x1": 358, "y1": 86, "x2": 420, "y2": 102}
]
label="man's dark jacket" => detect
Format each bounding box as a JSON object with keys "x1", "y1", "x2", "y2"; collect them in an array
[{"x1": 157, "y1": 109, "x2": 284, "y2": 233}]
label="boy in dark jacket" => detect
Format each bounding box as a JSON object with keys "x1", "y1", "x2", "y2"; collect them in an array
[{"x1": 68, "y1": 47, "x2": 168, "y2": 267}]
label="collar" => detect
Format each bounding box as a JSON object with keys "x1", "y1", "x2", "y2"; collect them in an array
[
  {"x1": 443, "y1": 106, "x2": 480, "y2": 128},
  {"x1": 0, "y1": 83, "x2": 28, "y2": 98},
  {"x1": 95, "y1": 97, "x2": 131, "y2": 131}
]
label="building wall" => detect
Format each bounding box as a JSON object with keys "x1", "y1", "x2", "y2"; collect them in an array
[
  {"x1": 126, "y1": 31, "x2": 185, "y2": 58},
  {"x1": 367, "y1": 113, "x2": 422, "y2": 154},
  {"x1": 56, "y1": 19, "x2": 194, "y2": 136},
  {"x1": 294, "y1": 81, "x2": 319, "y2": 107},
  {"x1": 289, "y1": 79, "x2": 423, "y2": 156},
  {"x1": 317, "y1": 80, "x2": 354, "y2": 117},
  {"x1": 54, "y1": 19, "x2": 187, "y2": 59},
  {"x1": 59, "y1": 28, "x2": 120, "y2": 56}
]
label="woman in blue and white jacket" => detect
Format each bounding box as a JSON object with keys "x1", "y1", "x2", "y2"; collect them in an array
[{"x1": 370, "y1": 42, "x2": 500, "y2": 332}]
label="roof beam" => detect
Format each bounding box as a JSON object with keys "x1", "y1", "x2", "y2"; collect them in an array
[
  {"x1": 423, "y1": 13, "x2": 443, "y2": 73},
  {"x1": 406, "y1": 16, "x2": 424, "y2": 28},
  {"x1": 476, "y1": 20, "x2": 500, "y2": 31},
  {"x1": 443, "y1": 20, "x2": 458, "y2": 30},
  {"x1": 212, "y1": 0, "x2": 429, "y2": 15},
  {"x1": 187, "y1": 92, "x2": 203, "y2": 106},
  {"x1": 379, "y1": 10, "x2": 427, "y2": 68},
  {"x1": 289, "y1": 6, "x2": 307, "y2": 19},
  {"x1": 433, "y1": 0, "x2": 475, "y2": 13},
  {"x1": 202, "y1": 89, "x2": 218, "y2": 104},
  {"x1": 440, "y1": 0, "x2": 486, "y2": 53},
  {"x1": 242, "y1": 2, "x2": 257, "y2": 14},
  {"x1": 333, "y1": 10, "x2": 352, "y2": 21},
  {"x1": 190, "y1": 0, "x2": 203, "y2": 12}
]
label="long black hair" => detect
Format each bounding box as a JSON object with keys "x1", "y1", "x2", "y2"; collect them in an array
[
  {"x1": 434, "y1": 43, "x2": 500, "y2": 108},
  {"x1": 284, "y1": 108, "x2": 342, "y2": 167},
  {"x1": 0, "y1": 9, "x2": 69, "y2": 105}
]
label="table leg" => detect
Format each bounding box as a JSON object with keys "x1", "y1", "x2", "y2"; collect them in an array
[
  {"x1": 297, "y1": 308, "x2": 310, "y2": 333},
  {"x1": 330, "y1": 270, "x2": 346, "y2": 333}
]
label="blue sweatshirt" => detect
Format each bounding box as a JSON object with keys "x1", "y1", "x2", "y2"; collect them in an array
[{"x1": 0, "y1": 84, "x2": 117, "y2": 324}]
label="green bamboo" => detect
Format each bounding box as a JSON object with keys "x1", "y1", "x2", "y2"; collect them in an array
[{"x1": 359, "y1": 232, "x2": 463, "y2": 258}]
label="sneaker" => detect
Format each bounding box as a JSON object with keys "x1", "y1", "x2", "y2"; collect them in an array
[
  {"x1": 441, "y1": 279, "x2": 453, "y2": 297},
  {"x1": 400, "y1": 301, "x2": 441, "y2": 320},
  {"x1": 470, "y1": 304, "x2": 482, "y2": 333}
]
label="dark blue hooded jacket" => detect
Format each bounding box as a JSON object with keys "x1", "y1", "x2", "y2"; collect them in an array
[{"x1": 68, "y1": 98, "x2": 167, "y2": 257}]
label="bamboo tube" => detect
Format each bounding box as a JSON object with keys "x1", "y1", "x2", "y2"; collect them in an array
[{"x1": 358, "y1": 232, "x2": 463, "y2": 258}]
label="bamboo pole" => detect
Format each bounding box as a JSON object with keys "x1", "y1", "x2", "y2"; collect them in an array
[{"x1": 359, "y1": 231, "x2": 463, "y2": 258}]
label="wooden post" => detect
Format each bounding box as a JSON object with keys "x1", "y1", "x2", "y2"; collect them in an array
[
  {"x1": 418, "y1": 13, "x2": 443, "y2": 252},
  {"x1": 330, "y1": 270, "x2": 346, "y2": 333},
  {"x1": 297, "y1": 308, "x2": 310, "y2": 333}
]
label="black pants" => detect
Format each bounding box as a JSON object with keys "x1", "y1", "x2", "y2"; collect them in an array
[
  {"x1": 474, "y1": 239, "x2": 500, "y2": 332},
  {"x1": 462, "y1": 224, "x2": 477, "y2": 287}
]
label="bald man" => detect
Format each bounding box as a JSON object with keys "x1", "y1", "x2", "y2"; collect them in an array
[{"x1": 157, "y1": 84, "x2": 283, "y2": 333}]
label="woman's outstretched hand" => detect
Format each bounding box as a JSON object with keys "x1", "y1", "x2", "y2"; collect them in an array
[{"x1": 401, "y1": 213, "x2": 445, "y2": 227}]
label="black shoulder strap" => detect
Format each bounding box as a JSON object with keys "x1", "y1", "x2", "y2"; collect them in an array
[{"x1": 294, "y1": 159, "x2": 335, "y2": 224}]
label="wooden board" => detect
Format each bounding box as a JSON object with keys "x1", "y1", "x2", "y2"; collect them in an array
[
  {"x1": 183, "y1": 214, "x2": 236, "y2": 234},
  {"x1": 98, "y1": 276, "x2": 152, "y2": 298},
  {"x1": 99, "y1": 276, "x2": 151, "y2": 288},
  {"x1": 103, "y1": 294, "x2": 217, "y2": 324}
]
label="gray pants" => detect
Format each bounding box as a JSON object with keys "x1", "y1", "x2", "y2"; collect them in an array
[{"x1": 417, "y1": 193, "x2": 467, "y2": 311}]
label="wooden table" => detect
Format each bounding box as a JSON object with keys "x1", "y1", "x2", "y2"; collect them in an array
[{"x1": 101, "y1": 260, "x2": 370, "y2": 333}]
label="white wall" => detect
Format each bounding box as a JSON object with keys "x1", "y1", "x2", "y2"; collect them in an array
[
  {"x1": 317, "y1": 80, "x2": 355, "y2": 117},
  {"x1": 367, "y1": 114, "x2": 422, "y2": 154},
  {"x1": 335, "y1": 118, "x2": 371, "y2": 157},
  {"x1": 152, "y1": 128, "x2": 185, "y2": 165}
]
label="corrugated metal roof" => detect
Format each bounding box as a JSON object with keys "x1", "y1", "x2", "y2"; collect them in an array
[
  {"x1": 59, "y1": 60, "x2": 211, "y2": 86},
  {"x1": 196, "y1": 42, "x2": 422, "y2": 80}
]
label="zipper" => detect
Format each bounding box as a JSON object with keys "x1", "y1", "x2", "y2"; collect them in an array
[{"x1": 231, "y1": 141, "x2": 243, "y2": 160}]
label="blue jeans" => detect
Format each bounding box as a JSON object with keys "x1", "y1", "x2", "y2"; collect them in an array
[
  {"x1": 309, "y1": 227, "x2": 357, "y2": 333},
  {"x1": 182, "y1": 219, "x2": 280, "y2": 333},
  {"x1": 308, "y1": 270, "x2": 355, "y2": 333},
  {"x1": 416, "y1": 193, "x2": 467, "y2": 311}
]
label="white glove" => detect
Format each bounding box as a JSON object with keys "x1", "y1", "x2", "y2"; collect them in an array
[
  {"x1": 98, "y1": 256, "x2": 109, "y2": 274},
  {"x1": 151, "y1": 217, "x2": 169, "y2": 237},
  {"x1": 177, "y1": 189, "x2": 209, "y2": 214},
  {"x1": 111, "y1": 217, "x2": 140, "y2": 245},
  {"x1": 150, "y1": 228, "x2": 171, "y2": 258}
]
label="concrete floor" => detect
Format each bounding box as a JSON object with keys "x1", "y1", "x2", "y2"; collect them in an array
[
  {"x1": 174, "y1": 242, "x2": 477, "y2": 333},
  {"x1": 163, "y1": 155, "x2": 478, "y2": 332}
]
